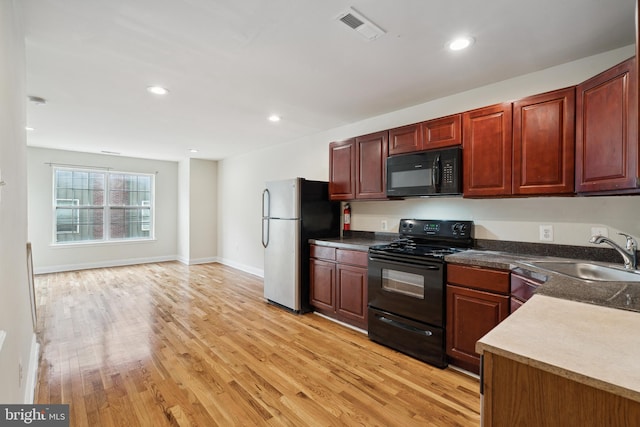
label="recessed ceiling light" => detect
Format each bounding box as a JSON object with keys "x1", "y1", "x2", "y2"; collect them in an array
[
  {"x1": 448, "y1": 36, "x2": 475, "y2": 51},
  {"x1": 268, "y1": 115, "x2": 281, "y2": 122},
  {"x1": 147, "y1": 86, "x2": 169, "y2": 95},
  {"x1": 189, "y1": 149, "x2": 198, "y2": 153},
  {"x1": 25, "y1": 126, "x2": 35, "y2": 131}
]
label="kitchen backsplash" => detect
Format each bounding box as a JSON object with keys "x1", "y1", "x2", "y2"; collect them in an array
[{"x1": 345, "y1": 195, "x2": 639, "y2": 248}]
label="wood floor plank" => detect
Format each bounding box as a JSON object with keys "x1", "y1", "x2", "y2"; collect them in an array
[{"x1": 34, "y1": 262, "x2": 480, "y2": 426}]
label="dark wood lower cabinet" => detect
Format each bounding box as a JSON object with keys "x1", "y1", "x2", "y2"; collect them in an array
[
  {"x1": 446, "y1": 285, "x2": 509, "y2": 373},
  {"x1": 446, "y1": 264, "x2": 510, "y2": 374},
  {"x1": 310, "y1": 259, "x2": 335, "y2": 312},
  {"x1": 336, "y1": 264, "x2": 367, "y2": 328},
  {"x1": 310, "y1": 245, "x2": 368, "y2": 330}
]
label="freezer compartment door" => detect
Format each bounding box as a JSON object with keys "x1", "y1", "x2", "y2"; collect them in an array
[
  {"x1": 264, "y1": 178, "x2": 300, "y2": 219},
  {"x1": 264, "y1": 218, "x2": 301, "y2": 311}
]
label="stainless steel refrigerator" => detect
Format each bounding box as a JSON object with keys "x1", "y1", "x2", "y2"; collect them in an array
[{"x1": 261, "y1": 178, "x2": 340, "y2": 313}]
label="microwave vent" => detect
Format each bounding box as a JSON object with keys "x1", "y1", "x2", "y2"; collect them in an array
[{"x1": 335, "y1": 8, "x2": 385, "y2": 41}]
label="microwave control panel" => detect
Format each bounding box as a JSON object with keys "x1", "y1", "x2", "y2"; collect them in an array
[{"x1": 442, "y1": 160, "x2": 455, "y2": 184}]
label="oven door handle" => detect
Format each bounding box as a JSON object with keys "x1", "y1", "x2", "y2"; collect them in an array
[
  {"x1": 378, "y1": 315, "x2": 433, "y2": 336},
  {"x1": 368, "y1": 254, "x2": 441, "y2": 269}
]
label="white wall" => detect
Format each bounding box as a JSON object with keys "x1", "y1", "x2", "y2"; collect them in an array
[
  {"x1": 27, "y1": 147, "x2": 179, "y2": 273},
  {"x1": 177, "y1": 159, "x2": 190, "y2": 262},
  {"x1": 0, "y1": 0, "x2": 39, "y2": 403},
  {"x1": 188, "y1": 159, "x2": 217, "y2": 264},
  {"x1": 217, "y1": 134, "x2": 330, "y2": 275},
  {"x1": 217, "y1": 45, "x2": 639, "y2": 276},
  {"x1": 177, "y1": 158, "x2": 218, "y2": 265}
]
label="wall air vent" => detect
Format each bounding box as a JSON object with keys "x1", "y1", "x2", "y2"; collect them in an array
[{"x1": 335, "y1": 8, "x2": 386, "y2": 41}]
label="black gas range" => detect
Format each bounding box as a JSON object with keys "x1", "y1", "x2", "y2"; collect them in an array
[{"x1": 367, "y1": 219, "x2": 474, "y2": 368}]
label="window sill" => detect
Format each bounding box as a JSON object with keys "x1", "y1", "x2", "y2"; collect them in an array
[{"x1": 50, "y1": 238, "x2": 157, "y2": 249}]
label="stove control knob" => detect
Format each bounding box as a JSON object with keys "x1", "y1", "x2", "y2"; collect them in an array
[{"x1": 452, "y1": 223, "x2": 467, "y2": 235}]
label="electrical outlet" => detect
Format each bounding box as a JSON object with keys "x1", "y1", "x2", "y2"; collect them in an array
[
  {"x1": 381, "y1": 220, "x2": 388, "y2": 231},
  {"x1": 591, "y1": 227, "x2": 608, "y2": 238},
  {"x1": 539, "y1": 225, "x2": 554, "y2": 242}
]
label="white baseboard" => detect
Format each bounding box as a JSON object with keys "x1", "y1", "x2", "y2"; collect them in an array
[
  {"x1": 33, "y1": 255, "x2": 178, "y2": 274},
  {"x1": 189, "y1": 257, "x2": 217, "y2": 265},
  {"x1": 216, "y1": 257, "x2": 264, "y2": 278},
  {"x1": 24, "y1": 333, "x2": 39, "y2": 404}
]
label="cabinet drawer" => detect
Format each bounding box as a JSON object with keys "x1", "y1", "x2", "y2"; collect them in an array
[
  {"x1": 310, "y1": 245, "x2": 336, "y2": 261},
  {"x1": 447, "y1": 264, "x2": 510, "y2": 294},
  {"x1": 510, "y1": 273, "x2": 542, "y2": 302},
  {"x1": 336, "y1": 249, "x2": 368, "y2": 267}
]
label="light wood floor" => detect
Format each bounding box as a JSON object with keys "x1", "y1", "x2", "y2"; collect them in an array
[{"x1": 34, "y1": 262, "x2": 480, "y2": 426}]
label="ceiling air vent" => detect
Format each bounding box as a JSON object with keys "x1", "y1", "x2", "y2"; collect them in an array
[{"x1": 336, "y1": 8, "x2": 385, "y2": 41}]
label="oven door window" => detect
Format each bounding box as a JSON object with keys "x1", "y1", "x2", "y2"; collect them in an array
[{"x1": 382, "y1": 269, "x2": 424, "y2": 299}]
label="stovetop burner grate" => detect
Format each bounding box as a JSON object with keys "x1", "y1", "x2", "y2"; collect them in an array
[{"x1": 370, "y1": 219, "x2": 474, "y2": 260}]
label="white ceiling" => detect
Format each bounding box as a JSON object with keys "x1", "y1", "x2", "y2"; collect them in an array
[{"x1": 23, "y1": 0, "x2": 636, "y2": 161}]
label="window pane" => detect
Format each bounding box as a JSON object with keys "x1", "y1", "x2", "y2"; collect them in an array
[
  {"x1": 55, "y1": 170, "x2": 105, "y2": 206},
  {"x1": 109, "y1": 207, "x2": 151, "y2": 239},
  {"x1": 109, "y1": 174, "x2": 152, "y2": 206},
  {"x1": 55, "y1": 207, "x2": 104, "y2": 242},
  {"x1": 54, "y1": 169, "x2": 152, "y2": 244}
]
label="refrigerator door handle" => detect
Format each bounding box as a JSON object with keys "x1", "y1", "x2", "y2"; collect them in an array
[
  {"x1": 262, "y1": 189, "x2": 270, "y2": 248},
  {"x1": 262, "y1": 218, "x2": 269, "y2": 248},
  {"x1": 262, "y1": 188, "x2": 270, "y2": 218}
]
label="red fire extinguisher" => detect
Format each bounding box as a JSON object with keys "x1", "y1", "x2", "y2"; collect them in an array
[{"x1": 343, "y1": 203, "x2": 351, "y2": 231}]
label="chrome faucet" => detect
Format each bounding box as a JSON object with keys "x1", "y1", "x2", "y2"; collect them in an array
[{"x1": 589, "y1": 233, "x2": 638, "y2": 270}]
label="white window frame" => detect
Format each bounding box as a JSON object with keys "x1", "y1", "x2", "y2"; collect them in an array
[{"x1": 52, "y1": 167, "x2": 155, "y2": 245}]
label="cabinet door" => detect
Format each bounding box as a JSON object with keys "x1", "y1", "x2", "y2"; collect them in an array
[
  {"x1": 336, "y1": 264, "x2": 367, "y2": 329},
  {"x1": 446, "y1": 284, "x2": 509, "y2": 374},
  {"x1": 463, "y1": 103, "x2": 513, "y2": 197},
  {"x1": 423, "y1": 114, "x2": 462, "y2": 149},
  {"x1": 310, "y1": 259, "x2": 335, "y2": 313},
  {"x1": 389, "y1": 123, "x2": 422, "y2": 155},
  {"x1": 576, "y1": 57, "x2": 639, "y2": 193},
  {"x1": 513, "y1": 87, "x2": 576, "y2": 195},
  {"x1": 329, "y1": 139, "x2": 356, "y2": 200},
  {"x1": 355, "y1": 131, "x2": 388, "y2": 199}
]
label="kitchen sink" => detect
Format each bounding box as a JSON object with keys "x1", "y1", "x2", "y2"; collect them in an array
[{"x1": 523, "y1": 261, "x2": 640, "y2": 282}]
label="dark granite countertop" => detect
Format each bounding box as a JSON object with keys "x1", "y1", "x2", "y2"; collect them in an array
[
  {"x1": 310, "y1": 233, "x2": 640, "y2": 313},
  {"x1": 309, "y1": 230, "x2": 397, "y2": 251},
  {"x1": 309, "y1": 236, "x2": 391, "y2": 252},
  {"x1": 446, "y1": 250, "x2": 640, "y2": 313}
]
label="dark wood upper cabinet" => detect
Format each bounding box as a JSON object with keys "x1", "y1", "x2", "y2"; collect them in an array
[
  {"x1": 388, "y1": 114, "x2": 462, "y2": 156},
  {"x1": 513, "y1": 87, "x2": 576, "y2": 195},
  {"x1": 422, "y1": 114, "x2": 462, "y2": 149},
  {"x1": 388, "y1": 123, "x2": 422, "y2": 155},
  {"x1": 462, "y1": 103, "x2": 513, "y2": 197},
  {"x1": 329, "y1": 139, "x2": 356, "y2": 200},
  {"x1": 576, "y1": 57, "x2": 639, "y2": 194},
  {"x1": 355, "y1": 131, "x2": 388, "y2": 199}
]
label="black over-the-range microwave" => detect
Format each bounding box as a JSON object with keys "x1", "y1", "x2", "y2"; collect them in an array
[{"x1": 386, "y1": 147, "x2": 462, "y2": 197}]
